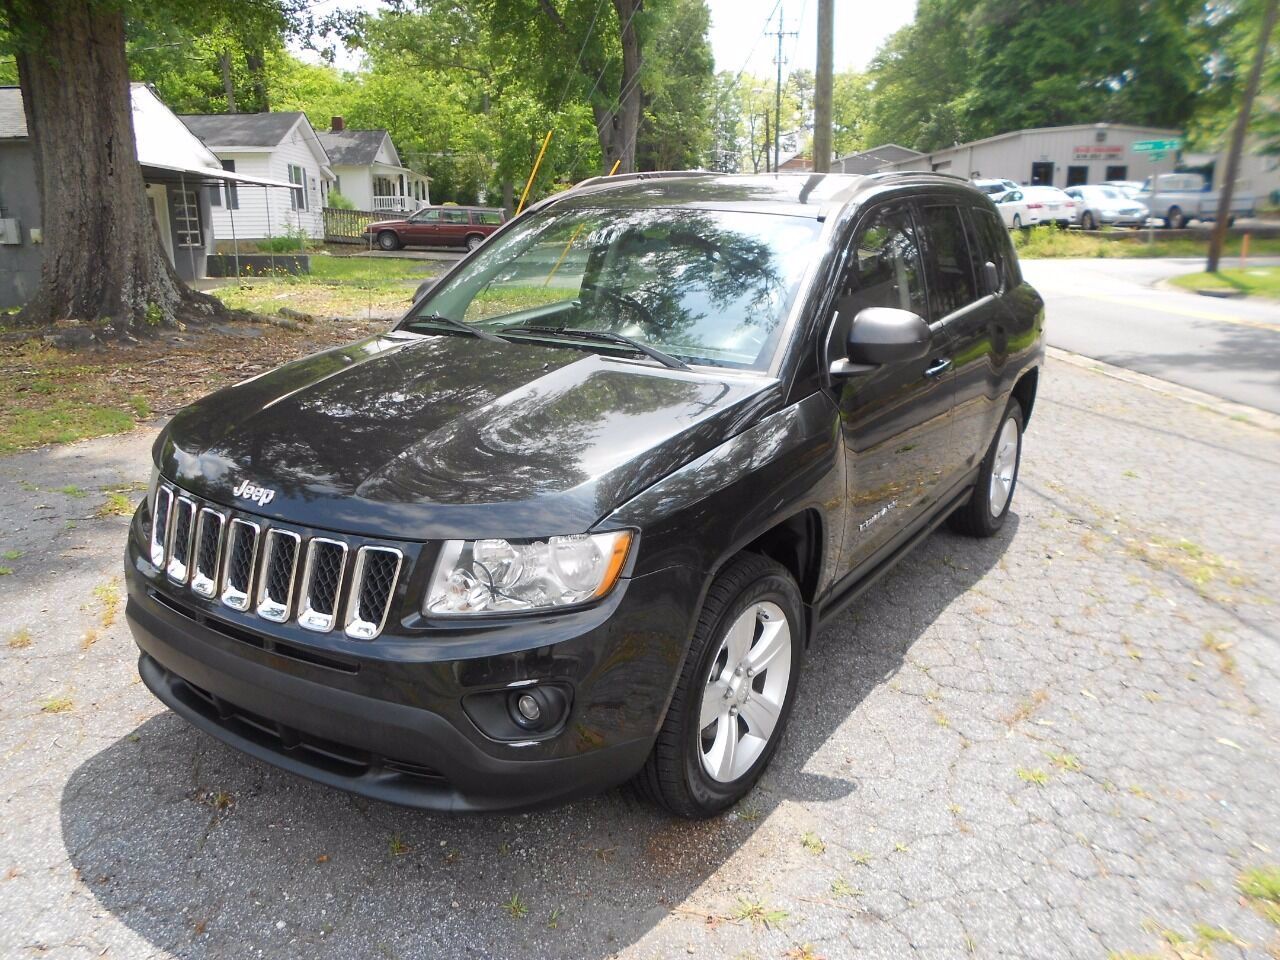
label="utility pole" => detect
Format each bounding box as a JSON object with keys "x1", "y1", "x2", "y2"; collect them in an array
[
  {"x1": 1207, "y1": 0, "x2": 1278, "y2": 273},
  {"x1": 813, "y1": 0, "x2": 833, "y2": 172},
  {"x1": 771, "y1": 4, "x2": 798, "y2": 173}
]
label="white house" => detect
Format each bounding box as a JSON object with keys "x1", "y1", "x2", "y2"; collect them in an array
[
  {"x1": 179, "y1": 112, "x2": 334, "y2": 240},
  {"x1": 317, "y1": 117, "x2": 431, "y2": 214}
]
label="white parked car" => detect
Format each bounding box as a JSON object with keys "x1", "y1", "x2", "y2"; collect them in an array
[
  {"x1": 1102, "y1": 180, "x2": 1145, "y2": 199},
  {"x1": 1064, "y1": 185, "x2": 1149, "y2": 229},
  {"x1": 974, "y1": 178, "x2": 1020, "y2": 196},
  {"x1": 1019, "y1": 186, "x2": 1076, "y2": 228},
  {"x1": 992, "y1": 189, "x2": 1034, "y2": 229}
]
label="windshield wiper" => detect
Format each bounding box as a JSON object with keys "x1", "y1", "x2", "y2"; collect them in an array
[
  {"x1": 406, "y1": 313, "x2": 507, "y2": 344},
  {"x1": 499, "y1": 325, "x2": 690, "y2": 371}
]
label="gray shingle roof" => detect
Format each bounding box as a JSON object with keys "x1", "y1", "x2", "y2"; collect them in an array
[
  {"x1": 0, "y1": 87, "x2": 29, "y2": 139},
  {"x1": 317, "y1": 129, "x2": 389, "y2": 166},
  {"x1": 179, "y1": 112, "x2": 304, "y2": 148}
]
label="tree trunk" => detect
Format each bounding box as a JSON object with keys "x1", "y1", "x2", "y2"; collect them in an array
[
  {"x1": 9, "y1": 0, "x2": 223, "y2": 335},
  {"x1": 1207, "y1": 0, "x2": 1278, "y2": 273},
  {"x1": 245, "y1": 47, "x2": 269, "y2": 112},
  {"x1": 595, "y1": 0, "x2": 642, "y2": 174},
  {"x1": 220, "y1": 51, "x2": 237, "y2": 113}
]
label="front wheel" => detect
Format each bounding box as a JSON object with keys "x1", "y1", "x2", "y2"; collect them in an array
[
  {"x1": 949, "y1": 399, "x2": 1024, "y2": 538},
  {"x1": 377, "y1": 230, "x2": 400, "y2": 251},
  {"x1": 635, "y1": 553, "x2": 803, "y2": 818}
]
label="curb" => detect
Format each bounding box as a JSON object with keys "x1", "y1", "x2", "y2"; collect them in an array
[{"x1": 1047, "y1": 346, "x2": 1280, "y2": 434}]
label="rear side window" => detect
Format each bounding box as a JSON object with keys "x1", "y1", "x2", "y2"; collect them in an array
[
  {"x1": 919, "y1": 205, "x2": 980, "y2": 318},
  {"x1": 474, "y1": 211, "x2": 504, "y2": 225},
  {"x1": 441, "y1": 209, "x2": 469, "y2": 224},
  {"x1": 969, "y1": 207, "x2": 1015, "y2": 291}
]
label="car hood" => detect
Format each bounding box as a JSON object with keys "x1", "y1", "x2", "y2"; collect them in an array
[
  {"x1": 156, "y1": 332, "x2": 781, "y2": 539},
  {"x1": 366, "y1": 218, "x2": 409, "y2": 230}
]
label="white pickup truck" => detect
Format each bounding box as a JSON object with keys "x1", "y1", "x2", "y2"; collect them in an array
[{"x1": 1135, "y1": 173, "x2": 1256, "y2": 228}]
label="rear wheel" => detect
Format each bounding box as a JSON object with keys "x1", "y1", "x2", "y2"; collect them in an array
[
  {"x1": 465, "y1": 234, "x2": 484, "y2": 251},
  {"x1": 377, "y1": 230, "x2": 400, "y2": 251},
  {"x1": 635, "y1": 553, "x2": 803, "y2": 818},
  {"x1": 949, "y1": 399, "x2": 1024, "y2": 538},
  {"x1": 1012, "y1": 214, "x2": 1022, "y2": 229}
]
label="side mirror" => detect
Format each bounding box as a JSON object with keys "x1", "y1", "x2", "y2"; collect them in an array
[
  {"x1": 982, "y1": 260, "x2": 1000, "y2": 295},
  {"x1": 830, "y1": 305, "x2": 930, "y2": 378},
  {"x1": 411, "y1": 278, "x2": 436, "y2": 303}
]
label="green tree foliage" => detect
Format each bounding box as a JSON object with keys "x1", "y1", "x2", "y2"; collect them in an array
[
  {"x1": 856, "y1": 0, "x2": 1246, "y2": 153},
  {"x1": 637, "y1": 0, "x2": 714, "y2": 171}
]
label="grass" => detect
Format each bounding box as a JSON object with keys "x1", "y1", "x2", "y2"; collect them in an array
[
  {"x1": 731, "y1": 899, "x2": 787, "y2": 929},
  {"x1": 7, "y1": 628, "x2": 32, "y2": 650},
  {"x1": 1016, "y1": 767, "x2": 1050, "y2": 786},
  {"x1": 41, "y1": 696, "x2": 73, "y2": 714},
  {"x1": 97, "y1": 492, "x2": 134, "y2": 518},
  {"x1": 1169, "y1": 265, "x2": 1280, "y2": 299},
  {"x1": 212, "y1": 252, "x2": 438, "y2": 317},
  {"x1": 1012, "y1": 224, "x2": 1280, "y2": 260},
  {"x1": 91, "y1": 580, "x2": 121, "y2": 628},
  {"x1": 0, "y1": 400, "x2": 137, "y2": 456},
  {"x1": 502, "y1": 893, "x2": 528, "y2": 919},
  {"x1": 800, "y1": 832, "x2": 826, "y2": 855},
  {"x1": 1239, "y1": 865, "x2": 1280, "y2": 925},
  {"x1": 388, "y1": 834, "x2": 410, "y2": 857}
]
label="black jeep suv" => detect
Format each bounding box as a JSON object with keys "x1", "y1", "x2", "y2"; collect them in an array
[{"x1": 126, "y1": 172, "x2": 1044, "y2": 817}]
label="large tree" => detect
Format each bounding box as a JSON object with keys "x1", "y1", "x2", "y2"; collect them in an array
[{"x1": 0, "y1": 0, "x2": 296, "y2": 335}]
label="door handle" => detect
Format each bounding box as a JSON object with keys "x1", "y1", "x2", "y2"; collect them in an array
[{"x1": 924, "y1": 357, "x2": 952, "y2": 377}]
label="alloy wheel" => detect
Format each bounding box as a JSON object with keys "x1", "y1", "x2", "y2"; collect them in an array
[
  {"x1": 988, "y1": 416, "x2": 1019, "y2": 516},
  {"x1": 697, "y1": 601, "x2": 792, "y2": 783}
]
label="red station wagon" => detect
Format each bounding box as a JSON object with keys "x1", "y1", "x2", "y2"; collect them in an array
[{"x1": 365, "y1": 206, "x2": 507, "y2": 251}]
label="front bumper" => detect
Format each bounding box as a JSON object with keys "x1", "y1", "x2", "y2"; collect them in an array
[{"x1": 125, "y1": 530, "x2": 701, "y2": 812}]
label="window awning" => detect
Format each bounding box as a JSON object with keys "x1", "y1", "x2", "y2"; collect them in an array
[{"x1": 141, "y1": 161, "x2": 296, "y2": 189}]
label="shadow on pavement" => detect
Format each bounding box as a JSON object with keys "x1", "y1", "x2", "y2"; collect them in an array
[{"x1": 60, "y1": 518, "x2": 1016, "y2": 959}]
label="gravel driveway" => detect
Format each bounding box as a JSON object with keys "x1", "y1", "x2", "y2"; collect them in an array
[{"x1": 2, "y1": 354, "x2": 1278, "y2": 960}]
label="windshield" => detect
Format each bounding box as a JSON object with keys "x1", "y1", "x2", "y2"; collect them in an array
[{"x1": 403, "y1": 205, "x2": 824, "y2": 370}]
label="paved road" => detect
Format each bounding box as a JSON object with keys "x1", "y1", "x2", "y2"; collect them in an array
[
  {"x1": 1022, "y1": 257, "x2": 1280, "y2": 413},
  {"x1": 2, "y1": 356, "x2": 1279, "y2": 959}
]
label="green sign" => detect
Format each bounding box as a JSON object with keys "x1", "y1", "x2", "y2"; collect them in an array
[{"x1": 1132, "y1": 138, "x2": 1182, "y2": 153}]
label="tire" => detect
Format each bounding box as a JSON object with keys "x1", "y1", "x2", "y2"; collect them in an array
[
  {"x1": 1168, "y1": 206, "x2": 1186, "y2": 230},
  {"x1": 465, "y1": 234, "x2": 484, "y2": 251},
  {"x1": 377, "y1": 230, "x2": 400, "y2": 251},
  {"x1": 1081, "y1": 211, "x2": 1096, "y2": 231},
  {"x1": 948, "y1": 399, "x2": 1025, "y2": 539},
  {"x1": 635, "y1": 553, "x2": 803, "y2": 818},
  {"x1": 1012, "y1": 214, "x2": 1022, "y2": 229}
]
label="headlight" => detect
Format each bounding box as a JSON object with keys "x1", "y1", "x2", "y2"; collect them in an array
[{"x1": 425, "y1": 531, "x2": 634, "y2": 616}]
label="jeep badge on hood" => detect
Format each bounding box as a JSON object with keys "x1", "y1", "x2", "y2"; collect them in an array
[{"x1": 232, "y1": 479, "x2": 276, "y2": 507}]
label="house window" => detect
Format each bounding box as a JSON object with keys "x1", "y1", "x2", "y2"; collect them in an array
[
  {"x1": 288, "y1": 164, "x2": 306, "y2": 210},
  {"x1": 221, "y1": 159, "x2": 239, "y2": 209},
  {"x1": 172, "y1": 188, "x2": 202, "y2": 248}
]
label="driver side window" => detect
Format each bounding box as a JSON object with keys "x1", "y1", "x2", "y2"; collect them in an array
[{"x1": 829, "y1": 205, "x2": 926, "y2": 356}]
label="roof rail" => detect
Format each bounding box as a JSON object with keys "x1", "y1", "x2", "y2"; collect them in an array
[
  {"x1": 863, "y1": 170, "x2": 970, "y2": 183},
  {"x1": 572, "y1": 169, "x2": 718, "y2": 191}
]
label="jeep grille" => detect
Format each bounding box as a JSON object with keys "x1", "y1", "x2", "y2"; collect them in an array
[{"x1": 148, "y1": 482, "x2": 402, "y2": 639}]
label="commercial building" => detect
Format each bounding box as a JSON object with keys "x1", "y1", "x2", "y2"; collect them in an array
[{"x1": 881, "y1": 122, "x2": 1183, "y2": 188}]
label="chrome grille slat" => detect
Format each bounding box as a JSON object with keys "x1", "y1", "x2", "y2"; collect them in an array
[
  {"x1": 298, "y1": 538, "x2": 348, "y2": 633},
  {"x1": 345, "y1": 547, "x2": 403, "y2": 640},
  {"x1": 166, "y1": 497, "x2": 197, "y2": 583},
  {"x1": 256, "y1": 529, "x2": 301, "y2": 623},
  {"x1": 220, "y1": 518, "x2": 260, "y2": 611},
  {"x1": 150, "y1": 485, "x2": 174, "y2": 568},
  {"x1": 190, "y1": 508, "x2": 225, "y2": 598}
]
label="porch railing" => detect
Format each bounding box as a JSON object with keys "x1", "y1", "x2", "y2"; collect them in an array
[{"x1": 371, "y1": 195, "x2": 428, "y2": 213}]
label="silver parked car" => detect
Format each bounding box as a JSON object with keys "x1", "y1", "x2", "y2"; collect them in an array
[{"x1": 1064, "y1": 185, "x2": 1149, "y2": 230}]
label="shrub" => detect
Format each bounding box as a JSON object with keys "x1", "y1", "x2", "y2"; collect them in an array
[{"x1": 327, "y1": 190, "x2": 356, "y2": 210}]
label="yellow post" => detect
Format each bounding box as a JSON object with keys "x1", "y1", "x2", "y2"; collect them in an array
[
  {"x1": 544, "y1": 222, "x2": 588, "y2": 287},
  {"x1": 516, "y1": 130, "x2": 554, "y2": 216},
  {"x1": 608, "y1": 158, "x2": 622, "y2": 176}
]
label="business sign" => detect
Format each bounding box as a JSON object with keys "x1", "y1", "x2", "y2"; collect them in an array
[
  {"x1": 1132, "y1": 138, "x2": 1182, "y2": 153},
  {"x1": 1073, "y1": 144, "x2": 1124, "y2": 160}
]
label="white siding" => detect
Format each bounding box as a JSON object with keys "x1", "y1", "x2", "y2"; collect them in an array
[
  {"x1": 332, "y1": 165, "x2": 374, "y2": 210},
  {"x1": 205, "y1": 120, "x2": 332, "y2": 240},
  {"x1": 884, "y1": 124, "x2": 1184, "y2": 188}
]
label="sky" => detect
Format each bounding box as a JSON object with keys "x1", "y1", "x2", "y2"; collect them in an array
[
  {"x1": 706, "y1": 0, "x2": 917, "y2": 78},
  {"x1": 301, "y1": 0, "x2": 918, "y2": 78}
]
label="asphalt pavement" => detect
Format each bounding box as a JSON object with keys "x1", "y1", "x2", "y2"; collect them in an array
[
  {"x1": 1022, "y1": 256, "x2": 1280, "y2": 413},
  {"x1": 2, "y1": 355, "x2": 1279, "y2": 959}
]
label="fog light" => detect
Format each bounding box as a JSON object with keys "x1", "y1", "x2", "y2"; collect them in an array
[{"x1": 516, "y1": 694, "x2": 541, "y2": 723}]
